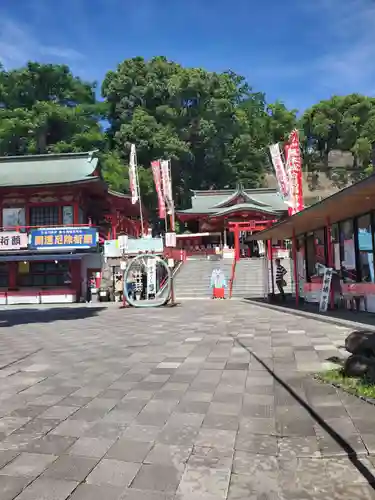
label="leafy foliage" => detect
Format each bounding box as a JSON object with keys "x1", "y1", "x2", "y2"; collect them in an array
[
  {"x1": 300, "y1": 94, "x2": 375, "y2": 186},
  {"x1": 102, "y1": 56, "x2": 296, "y2": 206},
  {"x1": 2, "y1": 58, "x2": 375, "y2": 210},
  {"x1": 0, "y1": 62, "x2": 105, "y2": 156}
]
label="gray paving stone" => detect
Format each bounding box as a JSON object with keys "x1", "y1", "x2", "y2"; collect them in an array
[
  {"x1": 130, "y1": 463, "x2": 182, "y2": 492},
  {"x1": 13, "y1": 477, "x2": 78, "y2": 500},
  {"x1": 227, "y1": 472, "x2": 281, "y2": 499},
  {"x1": 86, "y1": 458, "x2": 140, "y2": 487},
  {"x1": 106, "y1": 439, "x2": 153, "y2": 462},
  {"x1": 42, "y1": 455, "x2": 98, "y2": 481},
  {"x1": 122, "y1": 489, "x2": 174, "y2": 500},
  {"x1": 0, "y1": 301, "x2": 374, "y2": 499},
  {"x1": 68, "y1": 483, "x2": 124, "y2": 500},
  {"x1": 26, "y1": 435, "x2": 77, "y2": 455},
  {"x1": 0, "y1": 452, "x2": 57, "y2": 477},
  {"x1": 144, "y1": 443, "x2": 192, "y2": 471},
  {"x1": 0, "y1": 475, "x2": 30, "y2": 500},
  {"x1": 176, "y1": 464, "x2": 231, "y2": 499},
  {"x1": 67, "y1": 436, "x2": 116, "y2": 458},
  {"x1": 0, "y1": 450, "x2": 19, "y2": 469}
]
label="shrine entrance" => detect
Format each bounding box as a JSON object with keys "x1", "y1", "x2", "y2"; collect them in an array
[{"x1": 228, "y1": 221, "x2": 275, "y2": 261}]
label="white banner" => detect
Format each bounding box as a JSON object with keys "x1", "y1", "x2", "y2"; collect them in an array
[
  {"x1": 319, "y1": 267, "x2": 333, "y2": 313},
  {"x1": 146, "y1": 258, "x2": 157, "y2": 298},
  {"x1": 165, "y1": 232, "x2": 176, "y2": 247},
  {"x1": 269, "y1": 143, "x2": 290, "y2": 201},
  {"x1": 129, "y1": 144, "x2": 139, "y2": 205},
  {"x1": 161, "y1": 160, "x2": 173, "y2": 212}
]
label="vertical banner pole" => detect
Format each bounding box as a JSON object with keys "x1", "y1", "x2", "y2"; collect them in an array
[
  {"x1": 326, "y1": 217, "x2": 335, "y2": 310},
  {"x1": 292, "y1": 229, "x2": 299, "y2": 306},
  {"x1": 268, "y1": 240, "x2": 275, "y2": 296}
]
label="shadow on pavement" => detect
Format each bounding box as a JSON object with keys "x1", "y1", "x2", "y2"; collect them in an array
[
  {"x1": 245, "y1": 297, "x2": 375, "y2": 329},
  {"x1": 0, "y1": 306, "x2": 106, "y2": 327},
  {"x1": 234, "y1": 336, "x2": 375, "y2": 489}
]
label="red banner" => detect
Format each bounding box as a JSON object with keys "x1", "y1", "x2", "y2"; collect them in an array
[
  {"x1": 285, "y1": 130, "x2": 304, "y2": 215},
  {"x1": 151, "y1": 160, "x2": 166, "y2": 219}
]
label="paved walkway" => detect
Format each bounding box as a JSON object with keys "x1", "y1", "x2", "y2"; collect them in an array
[{"x1": 0, "y1": 301, "x2": 374, "y2": 499}]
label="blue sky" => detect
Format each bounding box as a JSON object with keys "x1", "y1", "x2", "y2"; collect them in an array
[{"x1": 0, "y1": 0, "x2": 374, "y2": 111}]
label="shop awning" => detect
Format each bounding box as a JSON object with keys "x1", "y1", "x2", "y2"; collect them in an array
[
  {"x1": 251, "y1": 173, "x2": 375, "y2": 241},
  {"x1": 0, "y1": 252, "x2": 87, "y2": 262}
]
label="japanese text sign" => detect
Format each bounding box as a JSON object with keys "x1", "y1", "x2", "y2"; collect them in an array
[
  {"x1": 0, "y1": 231, "x2": 28, "y2": 251},
  {"x1": 30, "y1": 227, "x2": 98, "y2": 249}
]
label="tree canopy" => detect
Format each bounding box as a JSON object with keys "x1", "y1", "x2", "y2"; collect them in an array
[{"x1": 0, "y1": 57, "x2": 373, "y2": 209}]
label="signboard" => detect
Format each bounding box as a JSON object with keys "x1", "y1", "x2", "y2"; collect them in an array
[
  {"x1": 319, "y1": 267, "x2": 333, "y2": 313},
  {"x1": 30, "y1": 227, "x2": 98, "y2": 250},
  {"x1": 118, "y1": 235, "x2": 129, "y2": 251},
  {"x1": 104, "y1": 239, "x2": 121, "y2": 258},
  {"x1": 146, "y1": 257, "x2": 157, "y2": 298},
  {"x1": 165, "y1": 232, "x2": 176, "y2": 247},
  {"x1": 0, "y1": 232, "x2": 28, "y2": 251},
  {"x1": 124, "y1": 237, "x2": 163, "y2": 255}
]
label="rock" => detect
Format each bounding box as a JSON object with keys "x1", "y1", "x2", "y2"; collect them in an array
[
  {"x1": 345, "y1": 330, "x2": 375, "y2": 357},
  {"x1": 343, "y1": 355, "x2": 375, "y2": 378}
]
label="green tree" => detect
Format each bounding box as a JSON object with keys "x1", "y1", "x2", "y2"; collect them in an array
[
  {"x1": 300, "y1": 94, "x2": 375, "y2": 185},
  {"x1": 102, "y1": 56, "x2": 280, "y2": 206},
  {"x1": 0, "y1": 62, "x2": 106, "y2": 156}
]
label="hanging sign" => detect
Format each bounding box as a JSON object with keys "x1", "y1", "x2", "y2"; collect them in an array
[
  {"x1": 165, "y1": 232, "x2": 177, "y2": 247},
  {"x1": 146, "y1": 257, "x2": 157, "y2": 298},
  {"x1": 0, "y1": 232, "x2": 28, "y2": 251},
  {"x1": 151, "y1": 160, "x2": 166, "y2": 219},
  {"x1": 319, "y1": 267, "x2": 333, "y2": 313},
  {"x1": 30, "y1": 227, "x2": 98, "y2": 249}
]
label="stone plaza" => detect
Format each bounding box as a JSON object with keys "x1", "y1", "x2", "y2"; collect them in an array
[{"x1": 0, "y1": 301, "x2": 375, "y2": 499}]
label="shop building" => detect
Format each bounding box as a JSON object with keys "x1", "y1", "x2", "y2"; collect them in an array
[
  {"x1": 176, "y1": 185, "x2": 288, "y2": 258},
  {"x1": 0, "y1": 151, "x2": 145, "y2": 305},
  {"x1": 253, "y1": 173, "x2": 375, "y2": 313}
]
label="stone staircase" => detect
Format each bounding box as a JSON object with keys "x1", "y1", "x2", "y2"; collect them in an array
[{"x1": 174, "y1": 257, "x2": 294, "y2": 299}]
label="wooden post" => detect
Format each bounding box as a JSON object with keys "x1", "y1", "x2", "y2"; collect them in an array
[{"x1": 292, "y1": 229, "x2": 299, "y2": 306}]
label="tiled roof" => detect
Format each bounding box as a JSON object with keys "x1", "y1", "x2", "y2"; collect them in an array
[{"x1": 0, "y1": 151, "x2": 99, "y2": 187}]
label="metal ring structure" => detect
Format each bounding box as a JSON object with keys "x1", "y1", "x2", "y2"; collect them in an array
[{"x1": 123, "y1": 254, "x2": 172, "y2": 308}]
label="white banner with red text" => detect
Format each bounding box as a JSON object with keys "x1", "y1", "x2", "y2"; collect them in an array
[{"x1": 269, "y1": 143, "x2": 290, "y2": 202}]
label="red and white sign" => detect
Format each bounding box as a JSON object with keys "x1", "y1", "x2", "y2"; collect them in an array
[
  {"x1": 269, "y1": 143, "x2": 290, "y2": 201},
  {"x1": 129, "y1": 144, "x2": 139, "y2": 205},
  {"x1": 151, "y1": 160, "x2": 166, "y2": 219},
  {"x1": 0, "y1": 232, "x2": 28, "y2": 251},
  {"x1": 161, "y1": 160, "x2": 173, "y2": 213},
  {"x1": 285, "y1": 130, "x2": 304, "y2": 215}
]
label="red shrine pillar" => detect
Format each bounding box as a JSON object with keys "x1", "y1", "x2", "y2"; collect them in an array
[{"x1": 234, "y1": 225, "x2": 240, "y2": 261}]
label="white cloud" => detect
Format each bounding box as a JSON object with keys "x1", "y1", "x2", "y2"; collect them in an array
[{"x1": 0, "y1": 17, "x2": 84, "y2": 69}]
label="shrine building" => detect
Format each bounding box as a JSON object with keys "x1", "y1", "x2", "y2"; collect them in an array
[
  {"x1": 0, "y1": 151, "x2": 145, "y2": 305},
  {"x1": 176, "y1": 185, "x2": 288, "y2": 258}
]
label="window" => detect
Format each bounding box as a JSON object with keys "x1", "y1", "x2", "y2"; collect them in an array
[
  {"x1": 306, "y1": 233, "x2": 316, "y2": 279},
  {"x1": 30, "y1": 206, "x2": 59, "y2": 227},
  {"x1": 16, "y1": 261, "x2": 70, "y2": 288},
  {"x1": 305, "y1": 229, "x2": 326, "y2": 279},
  {"x1": 0, "y1": 263, "x2": 8, "y2": 287},
  {"x1": 340, "y1": 219, "x2": 357, "y2": 282},
  {"x1": 357, "y1": 214, "x2": 374, "y2": 283},
  {"x1": 314, "y1": 229, "x2": 326, "y2": 267}
]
